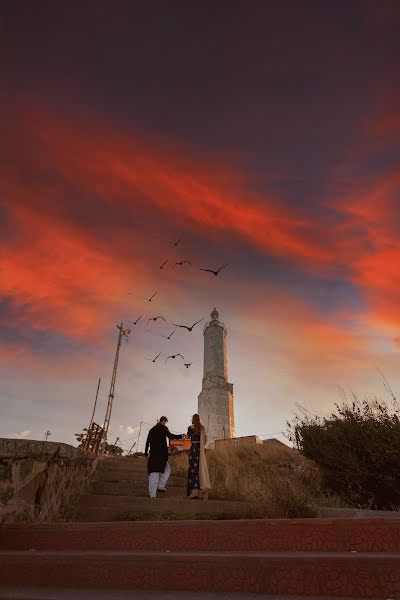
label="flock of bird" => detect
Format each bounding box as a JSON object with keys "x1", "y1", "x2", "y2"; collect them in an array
[{"x1": 126, "y1": 236, "x2": 228, "y2": 370}]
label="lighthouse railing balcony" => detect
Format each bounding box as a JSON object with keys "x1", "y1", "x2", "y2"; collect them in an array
[{"x1": 203, "y1": 319, "x2": 227, "y2": 333}]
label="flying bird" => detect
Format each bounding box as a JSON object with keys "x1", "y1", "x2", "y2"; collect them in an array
[
  {"x1": 170, "y1": 237, "x2": 182, "y2": 247},
  {"x1": 199, "y1": 264, "x2": 229, "y2": 277},
  {"x1": 174, "y1": 260, "x2": 192, "y2": 269},
  {"x1": 160, "y1": 259, "x2": 168, "y2": 270},
  {"x1": 172, "y1": 318, "x2": 204, "y2": 332},
  {"x1": 162, "y1": 330, "x2": 176, "y2": 340},
  {"x1": 145, "y1": 352, "x2": 161, "y2": 363},
  {"x1": 165, "y1": 353, "x2": 185, "y2": 363},
  {"x1": 129, "y1": 315, "x2": 142, "y2": 326},
  {"x1": 146, "y1": 291, "x2": 158, "y2": 302},
  {"x1": 146, "y1": 315, "x2": 166, "y2": 327},
  {"x1": 184, "y1": 363, "x2": 192, "y2": 369}
]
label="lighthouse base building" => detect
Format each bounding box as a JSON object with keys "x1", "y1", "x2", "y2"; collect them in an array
[{"x1": 198, "y1": 308, "x2": 235, "y2": 448}]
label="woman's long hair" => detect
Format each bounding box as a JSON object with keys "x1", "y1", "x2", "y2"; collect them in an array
[{"x1": 191, "y1": 413, "x2": 203, "y2": 434}]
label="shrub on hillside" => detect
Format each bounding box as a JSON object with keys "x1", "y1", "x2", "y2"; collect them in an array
[{"x1": 287, "y1": 397, "x2": 400, "y2": 510}]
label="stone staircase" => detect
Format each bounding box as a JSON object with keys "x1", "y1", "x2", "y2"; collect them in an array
[
  {"x1": 74, "y1": 456, "x2": 247, "y2": 521},
  {"x1": 1, "y1": 456, "x2": 399, "y2": 597}
]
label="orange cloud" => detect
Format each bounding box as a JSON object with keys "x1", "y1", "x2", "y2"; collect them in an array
[
  {"x1": 2, "y1": 107, "x2": 336, "y2": 350},
  {"x1": 3, "y1": 105, "x2": 400, "y2": 356},
  {"x1": 4, "y1": 108, "x2": 332, "y2": 263},
  {"x1": 331, "y1": 170, "x2": 400, "y2": 333}
]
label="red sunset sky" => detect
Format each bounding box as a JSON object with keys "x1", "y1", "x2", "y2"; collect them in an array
[{"x1": 2, "y1": 1, "x2": 400, "y2": 450}]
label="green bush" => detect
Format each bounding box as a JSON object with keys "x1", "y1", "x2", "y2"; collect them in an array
[{"x1": 287, "y1": 397, "x2": 400, "y2": 510}]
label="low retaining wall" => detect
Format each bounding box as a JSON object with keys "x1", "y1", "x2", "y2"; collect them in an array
[{"x1": 0, "y1": 439, "x2": 99, "y2": 523}]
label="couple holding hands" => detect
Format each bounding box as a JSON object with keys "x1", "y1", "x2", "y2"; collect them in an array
[{"x1": 144, "y1": 414, "x2": 211, "y2": 499}]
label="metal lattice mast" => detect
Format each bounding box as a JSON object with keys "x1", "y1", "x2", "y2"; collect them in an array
[{"x1": 101, "y1": 323, "x2": 130, "y2": 454}]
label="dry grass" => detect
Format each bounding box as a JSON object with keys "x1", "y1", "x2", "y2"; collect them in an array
[
  {"x1": 169, "y1": 451, "x2": 188, "y2": 477},
  {"x1": 170, "y1": 442, "x2": 345, "y2": 518},
  {"x1": 210, "y1": 442, "x2": 346, "y2": 518}
]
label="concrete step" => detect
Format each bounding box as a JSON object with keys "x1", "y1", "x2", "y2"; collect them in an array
[
  {"x1": 91, "y1": 482, "x2": 186, "y2": 497},
  {"x1": 2, "y1": 518, "x2": 400, "y2": 553},
  {"x1": 0, "y1": 550, "x2": 398, "y2": 596},
  {"x1": 0, "y1": 589, "x2": 353, "y2": 600},
  {"x1": 97, "y1": 471, "x2": 185, "y2": 484},
  {"x1": 95, "y1": 472, "x2": 148, "y2": 483},
  {"x1": 74, "y1": 498, "x2": 248, "y2": 522},
  {"x1": 317, "y1": 506, "x2": 400, "y2": 519},
  {"x1": 98, "y1": 462, "x2": 147, "y2": 473},
  {"x1": 98, "y1": 457, "x2": 146, "y2": 466}
]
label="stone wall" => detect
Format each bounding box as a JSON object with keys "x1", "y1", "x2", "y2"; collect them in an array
[
  {"x1": 0, "y1": 438, "x2": 99, "y2": 523},
  {"x1": 198, "y1": 379, "x2": 235, "y2": 446}
]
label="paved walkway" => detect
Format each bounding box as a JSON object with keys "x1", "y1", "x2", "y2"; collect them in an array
[{"x1": 0, "y1": 590, "x2": 374, "y2": 600}]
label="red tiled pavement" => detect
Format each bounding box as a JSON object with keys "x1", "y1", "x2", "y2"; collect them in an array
[
  {"x1": 0, "y1": 550, "x2": 399, "y2": 597},
  {"x1": 0, "y1": 590, "x2": 378, "y2": 599},
  {"x1": 1, "y1": 518, "x2": 400, "y2": 553}
]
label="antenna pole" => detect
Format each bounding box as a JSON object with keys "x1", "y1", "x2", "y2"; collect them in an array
[
  {"x1": 127, "y1": 441, "x2": 136, "y2": 455},
  {"x1": 101, "y1": 323, "x2": 125, "y2": 454},
  {"x1": 88, "y1": 378, "x2": 101, "y2": 432},
  {"x1": 137, "y1": 421, "x2": 143, "y2": 452},
  {"x1": 84, "y1": 377, "x2": 101, "y2": 451}
]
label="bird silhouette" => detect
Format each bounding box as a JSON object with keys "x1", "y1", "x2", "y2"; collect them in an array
[
  {"x1": 145, "y1": 352, "x2": 161, "y2": 363},
  {"x1": 170, "y1": 237, "x2": 182, "y2": 247},
  {"x1": 162, "y1": 329, "x2": 175, "y2": 340},
  {"x1": 146, "y1": 291, "x2": 158, "y2": 302},
  {"x1": 184, "y1": 363, "x2": 192, "y2": 369},
  {"x1": 199, "y1": 264, "x2": 229, "y2": 277},
  {"x1": 160, "y1": 259, "x2": 168, "y2": 270},
  {"x1": 174, "y1": 260, "x2": 192, "y2": 269},
  {"x1": 165, "y1": 353, "x2": 185, "y2": 363},
  {"x1": 128, "y1": 315, "x2": 142, "y2": 326},
  {"x1": 172, "y1": 318, "x2": 204, "y2": 332},
  {"x1": 146, "y1": 315, "x2": 166, "y2": 327}
]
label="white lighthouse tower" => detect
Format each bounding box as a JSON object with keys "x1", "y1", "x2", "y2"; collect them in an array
[{"x1": 198, "y1": 308, "x2": 235, "y2": 447}]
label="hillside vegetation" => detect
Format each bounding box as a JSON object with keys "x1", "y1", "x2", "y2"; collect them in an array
[
  {"x1": 172, "y1": 441, "x2": 340, "y2": 518},
  {"x1": 288, "y1": 396, "x2": 400, "y2": 510},
  {"x1": 209, "y1": 442, "x2": 333, "y2": 517}
]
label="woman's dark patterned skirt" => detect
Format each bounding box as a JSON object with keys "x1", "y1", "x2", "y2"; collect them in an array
[{"x1": 187, "y1": 442, "x2": 200, "y2": 496}]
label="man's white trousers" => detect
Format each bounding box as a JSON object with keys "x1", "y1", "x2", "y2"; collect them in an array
[{"x1": 148, "y1": 462, "x2": 171, "y2": 498}]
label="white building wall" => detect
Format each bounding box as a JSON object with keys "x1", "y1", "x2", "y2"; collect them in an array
[
  {"x1": 198, "y1": 309, "x2": 235, "y2": 447},
  {"x1": 203, "y1": 324, "x2": 227, "y2": 380}
]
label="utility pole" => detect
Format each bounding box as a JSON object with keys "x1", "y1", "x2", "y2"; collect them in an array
[
  {"x1": 84, "y1": 377, "x2": 101, "y2": 452},
  {"x1": 88, "y1": 377, "x2": 101, "y2": 432},
  {"x1": 127, "y1": 441, "x2": 136, "y2": 455},
  {"x1": 100, "y1": 323, "x2": 131, "y2": 454},
  {"x1": 137, "y1": 421, "x2": 143, "y2": 453},
  {"x1": 44, "y1": 430, "x2": 51, "y2": 441}
]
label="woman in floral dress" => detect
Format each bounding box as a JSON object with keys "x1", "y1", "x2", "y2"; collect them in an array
[{"x1": 187, "y1": 413, "x2": 211, "y2": 499}]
